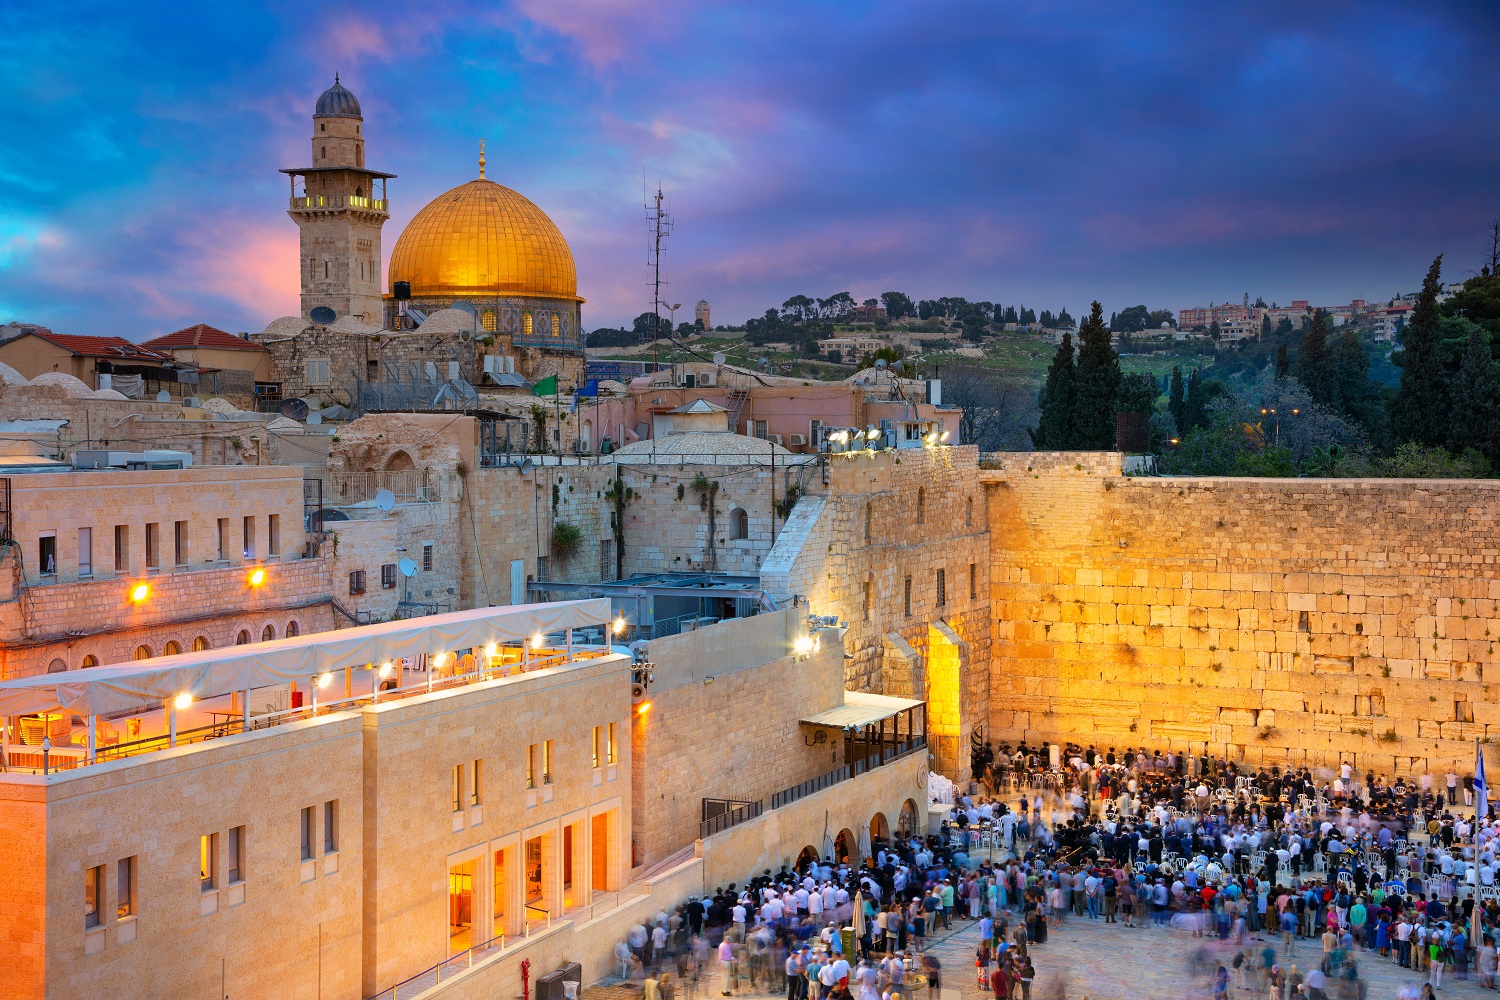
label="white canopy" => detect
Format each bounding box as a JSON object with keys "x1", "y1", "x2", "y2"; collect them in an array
[{"x1": 0, "y1": 599, "x2": 611, "y2": 718}]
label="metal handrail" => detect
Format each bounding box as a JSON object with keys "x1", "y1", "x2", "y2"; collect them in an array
[
  {"x1": 369, "y1": 932, "x2": 506, "y2": 1000},
  {"x1": 700, "y1": 799, "x2": 763, "y2": 838},
  {"x1": 771, "y1": 765, "x2": 849, "y2": 810}
]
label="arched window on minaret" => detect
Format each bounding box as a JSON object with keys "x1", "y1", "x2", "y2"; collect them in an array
[{"x1": 321, "y1": 145, "x2": 326, "y2": 160}]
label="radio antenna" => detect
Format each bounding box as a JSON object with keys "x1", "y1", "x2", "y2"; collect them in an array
[{"x1": 645, "y1": 180, "x2": 673, "y2": 369}]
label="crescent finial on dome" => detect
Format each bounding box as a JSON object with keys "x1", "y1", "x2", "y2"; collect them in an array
[{"x1": 479, "y1": 140, "x2": 486, "y2": 179}]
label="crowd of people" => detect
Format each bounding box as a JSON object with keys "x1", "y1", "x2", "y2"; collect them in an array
[{"x1": 614, "y1": 740, "x2": 1500, "y2": 999}]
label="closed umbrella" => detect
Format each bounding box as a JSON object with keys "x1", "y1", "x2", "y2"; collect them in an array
[{"x1": 852, "y1": 891, "x2": 865, "y2": 937}]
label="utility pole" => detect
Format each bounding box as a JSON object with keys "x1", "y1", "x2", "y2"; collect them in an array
[{"x1": 645, "y1": 182, "x2": 673, "y2": 371}]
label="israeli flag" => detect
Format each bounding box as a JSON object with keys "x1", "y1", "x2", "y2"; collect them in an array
[{"x1": 1478, "y1": 738, "x2": 1489, "y2": 826}]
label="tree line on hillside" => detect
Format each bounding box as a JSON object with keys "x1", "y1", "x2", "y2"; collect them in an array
[
  {"x1": 743, "y1": 294, "x2": 1076, "y2": 346},
  {"x1": 1032, "y1": 236, "x2": 1500, "y2": 477}
]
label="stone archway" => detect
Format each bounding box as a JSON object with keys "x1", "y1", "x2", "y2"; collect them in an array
[
  {"x1": 834, "y1": 828, "x2": 858, "y2": 867},
  {"x1": 898, "y1": 799, "x2": 920, "y2": 837}
]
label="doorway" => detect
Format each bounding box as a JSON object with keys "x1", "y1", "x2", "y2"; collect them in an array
[{"x1": 448, "y1": 858, "x2": 476, "y2": 954}]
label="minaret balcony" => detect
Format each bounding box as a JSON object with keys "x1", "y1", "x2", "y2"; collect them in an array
[{"x1": 290, "y1": 194, "x2": 389, "y2": 213}]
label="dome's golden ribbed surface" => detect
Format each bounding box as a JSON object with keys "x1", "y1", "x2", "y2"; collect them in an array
[{"x1": 388, "y1": 178, "x2": 579, "y2": 300}]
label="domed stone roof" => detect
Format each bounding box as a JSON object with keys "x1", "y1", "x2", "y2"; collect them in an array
[
  {"x1": 388, "y1": 178, "x2": 579, "y2": 302},
  {"x1": 315, "y1": 76, "x2": 362, "y2": 118}
]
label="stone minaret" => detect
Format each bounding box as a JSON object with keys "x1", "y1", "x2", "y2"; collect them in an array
[{"x1": 280, "y1": 75, "x2": 395, "y2": 325}]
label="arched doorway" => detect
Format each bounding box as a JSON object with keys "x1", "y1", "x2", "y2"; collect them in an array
[
  {"x1": 46, "y1": 658, "x2": 67, "y2": 673},
  {"x1": 834, "y1": 828, "x2": 858, "y2": 867},
  {"x1": 870, "y1": 812, "x2": 890, "y2": 843},
  {"x1": 582, "y1": 419, "x2": 593, "y2": 451},
  {"x1": 796, "y1": 845, "x2": 819, "y2": 871},
  {"x1": 898, "y1": 799, "x2": 920, "y2": 837}
]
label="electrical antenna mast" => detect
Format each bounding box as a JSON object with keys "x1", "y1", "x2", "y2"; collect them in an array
[{"x1": 645, "y1": 181, "x2": 673, "y2": 368}]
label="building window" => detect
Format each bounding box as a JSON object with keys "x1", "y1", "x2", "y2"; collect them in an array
[
  {"x1": 324, "y1": 800, "x2": 338, "y2": 853},
  {"x1": 243, "y1": 516, "x2": 255, "y2": 559},
  {"x1": 236, "y1": 630, "x2": 250, "y2": 645},
  {"x1": 422, "y1": 543, "x2": 434, "y2": 572},
  {"x1": 731, "y1": 507, "x2": 749, "y2": 540},
  {"x1": 81, "y1": 654, "x2": 98, "y2": 668},
  {"x1": 525, "y1": 744, "x2": 536, "y2": 789},
  {"x1": 114, "y1": 525, "x2": 128, "y2": 573},
  {"x1": 916, "y1": 488, "x2": 925, "y2": 525},
  {"x1": 523, "y1": 313, "x2": 534, "y2": 338},
  {"x1": 145, "y1": 522, "x2": 159, "y2": 570},
  {"x1": 133, "y1": 645, "x2": 152, "y2": 660},
  {"x1": 470, "y1": 760, "x2": 482, "y2": 807},
  {"x1": 904, "y1": 577, "x2": 912, "y2": 617},
  {"x1": 542, "y1": 739, "x2": 554, "y2": 784},
  {"x1": 965, "y1": 497, "x2": 973, "y2": 529},
  {"x1": 305, "y1": 359, "x2": 331, "y2": 386},
  {"x1": 38, "y1": 531, "x2": 56, "y2": 576},
  {"x1": 77, "y1": 527, "x2": 92, "y2": 578},
  {"x1": 348, "y1": 570, "x2": 366, "y2": 595},
  {"x1": 607, "y1": 722, "x2": 617, "y2": 764},
  {"x1": 199, "y1": 832, "x2": 218, "y2": 892},
  {"x1": 227, "y1": 828, "x2": 243, "y2": 883},
  {"x1": 216, "y1": 518, "x2": 228, "y2": 561},
  {"x1": 969, "y1": 563, "x2": 977, "y2": 601},
  {"x1": 863, "y1": 580, "x2": 872, "y2": 621},
  {"x1": 193, "y1": 635, "x2": 210, "y2": 652},
  {"x1": 268, "y1": 514, "x2": 280, "y2": 556},
  {"x1": 482, "y1": 310, "x2": 497, "y2": 332},
  {"x1": 163, "y1": 640, "x2": 181, "y2": 656},
  {"x1": 592, "y1": 726, "x2": 601, "y2": 769},
  {"x1": 117, "y1": 856, "x2": 136, "y2": 918},
  {"x1": 300, "y1": 806, "x2": 315, "y2": 860},
  {"x1": 174, "y1": 520, "x2": 188, "y2": 567},
  {"x1": 550, "y1": 314, "x2": 560, "y2": 337},
  {"x1": 286, "y1": 620, "x2": 300, "y2": 637},
  {"x1": 864, "y1": 503, "x2": 872, "y2": 543},
  {"x1": 84, "y1": 864, "x2": 103, "y2": 929},
  {"x1": 452, "y1": 764, "x2": 464, "y2": 812},
  {"x1": 936, "y1": 569, "x2": 946, "y2": 607},
  {"x1": 381, "y1": 563, "x2": 397, "y2": 589},
  {"x1": 752, "y1": 420, "x2": 768, "y2": 440},
  {"x1": 262, "y1": 624, "x2": 275, "y2": 642}
]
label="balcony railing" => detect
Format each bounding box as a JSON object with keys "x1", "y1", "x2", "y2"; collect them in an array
[
  {"x1": 700, "y1": 798, "x2": 762, "y2": 838},
  {"x1": 771, "y1": 765, "x2": 850, "y2": 810},
  {"x1": 289, "y1": 195, "x2": 388, "y2": 212},
  {"x1": 326, "y1": 470, "x2": 439, "y2": 505}
]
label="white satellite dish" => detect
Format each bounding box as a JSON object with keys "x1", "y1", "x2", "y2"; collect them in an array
[
  {"x1": 307, "y1": 412, "x2": 322, "y2": 425},
  {"x1": 712, "y1": 352, "x2": 726, "y2": 366},
  {"x1": 398, "y1": 557, "x2": 418, "y2": 577},
  {"x1": 374, "y1": 489, "x2": 395, "y2": 512},
  {"x1": 156, "y1": 390, "x2": 171, "y2": 402}
]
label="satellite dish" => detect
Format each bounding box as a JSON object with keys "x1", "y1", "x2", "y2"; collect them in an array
[
  {"x1": 373, "y1": 489, "x2": 396, "y2": 512},
  {"x1": 306, "y1": 412, "x2": 323, "y2": 425},
  {"x1": 310, "y1": 306, "x2": 337, "y2": 324},
  {"x1": 155, "y1": 390, "x2": 171, "y2": 402},
  {"x1": 278, "y1": 398, "x2": 311, "y2": 420},
  {"x1": 712, "y1": 353, "x2": 726, "y2": 366},
  {"x1": 398, "y1": 557, "x2": 418, "y2": 578}
]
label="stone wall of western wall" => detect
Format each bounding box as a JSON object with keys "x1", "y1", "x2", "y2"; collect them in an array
[{"x1": 984, "y1": 453, "x2": 1500, "y2": 776}]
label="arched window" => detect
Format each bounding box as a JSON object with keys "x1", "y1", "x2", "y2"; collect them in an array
[
  {"x1": 286, "y1": 620, "x2": 300, "y2": 637},
  {"x1": 47, "y1": 658, "x2": 67, "y2": 673},
  {"x1": 522, "y1": 313, "x2": 534, "y2": 338},
  {"x1": 236, "y1": 630, "x2": 250, "y2": 646},
  {"x1": 133, "y1": 645, "x2": 153, "y2": 661},
  {"x1": 482, "y1": 310, "x2": 497, "y2": 333},
  {"x1": 192, "y1": 636, "x2": 210, "y2": 652},
  {"x1": 262, "y1": 624, "x2": 276, "y2": 642},
  {"x1": 731, "y1": 507, "x2": 749, "y2": 540},
  {"x1": 81, "y1": 654, "x2": 98, "y2": 668},
  {"x1": 163, "y1": 641, "x2": 182, "y2": 657},
  {"x1": 551, "y1": 314, "x2": 560, "y2": 337},
  {"x1": 916, "y1": 488, "x2": 925, "y2": 525},
  {"x1": 320, "y1": 144, "x2": 326, "y2": 159}
]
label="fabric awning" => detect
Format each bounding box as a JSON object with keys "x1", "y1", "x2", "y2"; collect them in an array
[
  {"x1": 800, "y1": 690, "x2": 924, "y2": 729},
  {"x1": 0, "y1": 599, "x2": 611, "y2": 718}
]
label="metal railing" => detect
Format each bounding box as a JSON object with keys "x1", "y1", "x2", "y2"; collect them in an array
[
  {"x1": 370, "y1": 933, "x2": 507, "y2": 1000},
  {"x1": 700, "y1": 799, "x2": 763, "y2": 838},
  {"x1": 327, "y1": 470, "x2": 439, "y2": 505},
  {"x1": 290, "y1": 195, "x2": 388, "y2": 212},
  {"x1": 771, "y1": 765, "x2": 850, "y2": 810}
]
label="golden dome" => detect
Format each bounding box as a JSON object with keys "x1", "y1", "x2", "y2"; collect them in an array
[{"x1": 388, "y1": 177, "x2": 580, "y2": 301}]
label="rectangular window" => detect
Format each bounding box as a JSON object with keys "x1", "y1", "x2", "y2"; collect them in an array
[
  {"x1": 77, "y1": 527, "x2": 92, "y2": 577},
  {"x1": 526, "y1": 743, "x2": 537, "y2": 789},
  {"x1": 348, "y1": 570, "x2": 365, "y2": 595},
  {"x1": 903, "y1": 577, "x2": 912, "y2": 617},
  {"x1": 863, "y1": 580, "x2": 872, "y2": 622},
  {"x1": 116, "y1": 856, "x2": 136, "y2": 918},
  {"x1": 323, "y1": 800, "x2": 338, "y2": 853},
  {"x1": 305, "y1": 358, "x2": 331, "y2": 386},
  {"x1": 243, "y1": 515, "x2": 255, "y2": 559},
  {"x1": 592, "y1": 726, "x2": 602, "y2": 769},
  {"x1": 145, "y1": 522, "x2": 160, "y2": 570},
  {"x1": 38, "y1": 531, "x2": 56, "y2": 576},
  {"x1": 381, "y1": 563, "x2": 397, "y2": 589},
  {"x1": 300, "y1": 806, "x2": 315, "y2": 860},
  {"x1": 422, "y1": 543, "x2": 434, "y2": 572},
  {"x1": 470, "y1": 760, "x2": 482, "y2": 807},
  {"x1": 542, "y1": 739, "x2": 554, "y2": 785},
  {"x1": 268, "y1": 514, "x2": 280, "y2": 556},
  {"x1": 970, "y1": 563, "x2": 977, "y2": 600},
  {"x1": 114, "y1": 525, "x2": 128, "y2": 573},
  {"x1": 216, "y1": 517, "x2": 228, "y2": 561},
  {"x1": 174, "y1": 520, "x2": 188, "y2": 567},
  {"x1": 85, "y1": 864, "x2": 103, "y2": 929},
  {"x1": 752, "y1": 420, "x2": 768, "y2": 439},
  {"x1": 607, "y1": 722, "x2": 617, "y2": 764},
  {"x1": 452, "y1": 764, "x2": 464, "y2": 811},
  {"x1": 936, "y1": 569, "x2": 946, "y2": 607},
  {"x1": 199, "y1": 832, "x2": 218, "y2": 892},
  {"x1": 227, "y1": 827, "x2": 244, "y2": 883}
]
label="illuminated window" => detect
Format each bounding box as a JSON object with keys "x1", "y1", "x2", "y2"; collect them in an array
[
  {"x1": 452, "y1": 764, "x2": 464, "y2": 812},
  {"x1": 85, "y1": 865, "x2": 103, "y2": 929},
  {"x1": 193, "y1": 635, "x2": 209, "y2": 652},
  {"x1": 117, "y1": 856, "x2": 136, "y2": 918},
  {"x1": 526, "y1": 743, "x2": 536, "y2": 789},
  {"x1": 38, "y1": 532, "x2": 55, "y2": 576},
  {"x1": 592, "y1": 726, "x2": 602, "y2": 769},
  {"x1": 551, "y1": 314, "x2": 560, "y2": 337},
  {"x1": 163, "y1": 640, "x2": 182, "y2": 656},
  {"x1": 543, "y1": 740, "x2": 554, "y2": 784},
  {"x1": 134, "y1": 645, "x2": 152, "y2": 661},
  {"x1": 200, "y1": 832, "x2": 218, "y2": 892},
  {"x1": 482, "y1": 310, "x2": 497, "y2": 333},
  {"x1": 607, "y1": 722, "x2": 617, "y2": 764},
  {"x1": 522, "y1": 313, "x2": 534, "y2": 338},
  {"x1": 470, "y1": 761, "x2": 482, "y2": 807},
  {"x1": 81, "y1": 654, "x2": 98, "y2": 668}
]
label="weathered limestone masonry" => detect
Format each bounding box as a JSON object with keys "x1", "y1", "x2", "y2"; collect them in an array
[
  {"x1": 764, "y1": 447, "x2": 991, "y2": 782},
  {"x1": 983, "y1": 451, "x2": 1500, "y2": 775}
]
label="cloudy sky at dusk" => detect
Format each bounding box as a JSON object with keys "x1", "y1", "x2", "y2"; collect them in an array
[{"x1": 2, "y1": 1, "x2": 1498, "y2": 339}]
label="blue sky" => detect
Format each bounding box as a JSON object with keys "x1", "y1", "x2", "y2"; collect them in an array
[{"x1": 2, "y1": 1, "x2": 1497, "y2": 338}]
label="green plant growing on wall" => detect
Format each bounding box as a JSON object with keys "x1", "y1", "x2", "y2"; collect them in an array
[
  {"x1": 691, "y1": 473, "x2": 721, "y2": 571},
  {"x1": 776, "y1": 484, "x2": 802, "y2": 519},
  {"x1": 530, "y1": 404, "x2": 550, "y2": 453},
  {"x1": 550, "y1": 522, "x2": 583, "y2": 565},
  {"x1": 605, "y1": 477, "x2": 636, "y2": 580}
]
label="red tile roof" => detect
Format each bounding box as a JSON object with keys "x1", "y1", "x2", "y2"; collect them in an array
[
  {"x1": 141, "y1": 323, "x2": 267, "y2": 352},
  {"x1": 27, "y1": 332, "x2": 175, "y2": 362}
]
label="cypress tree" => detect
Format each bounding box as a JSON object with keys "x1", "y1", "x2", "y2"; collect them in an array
[
  {"x1": 1297, "y1": 310, "x2": 1332, "y2": 406},
  {"x1": 1168, "y1": 366, "x2": 1186, "y2": 434},
  {"x1": 1071, "y1": 301, "x2": 1122, "y2": 449},
  {"x1": 1391, "y1": 255, "x2": 1450, "y2": 447},
  {"x1": 1447, "y1": 326, "x2": 1500, "y2": 463},
  {"x1": 1275, "y1": 344, "x2": 1290, "y2": 380},
  {"x1": 1184, "y1": 369, "x2": 1208, "y2": 433},
  {"x1": 1030, "y1": 333, "x2": 1076, "y2": 449}
]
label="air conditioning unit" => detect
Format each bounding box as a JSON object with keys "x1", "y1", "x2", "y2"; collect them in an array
[
  {"x1": 767, "y1": 434, "x2": 783, "y2": 446},
  {"x1": 182, "y1": 397, "x2": 201, "y2": 408},
  {"x1": 698, "y1": 370, "x2": 716, "y2": 387},
  {"x1": 787, "y1": 433, "x2": 807, "y2": 447}
]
